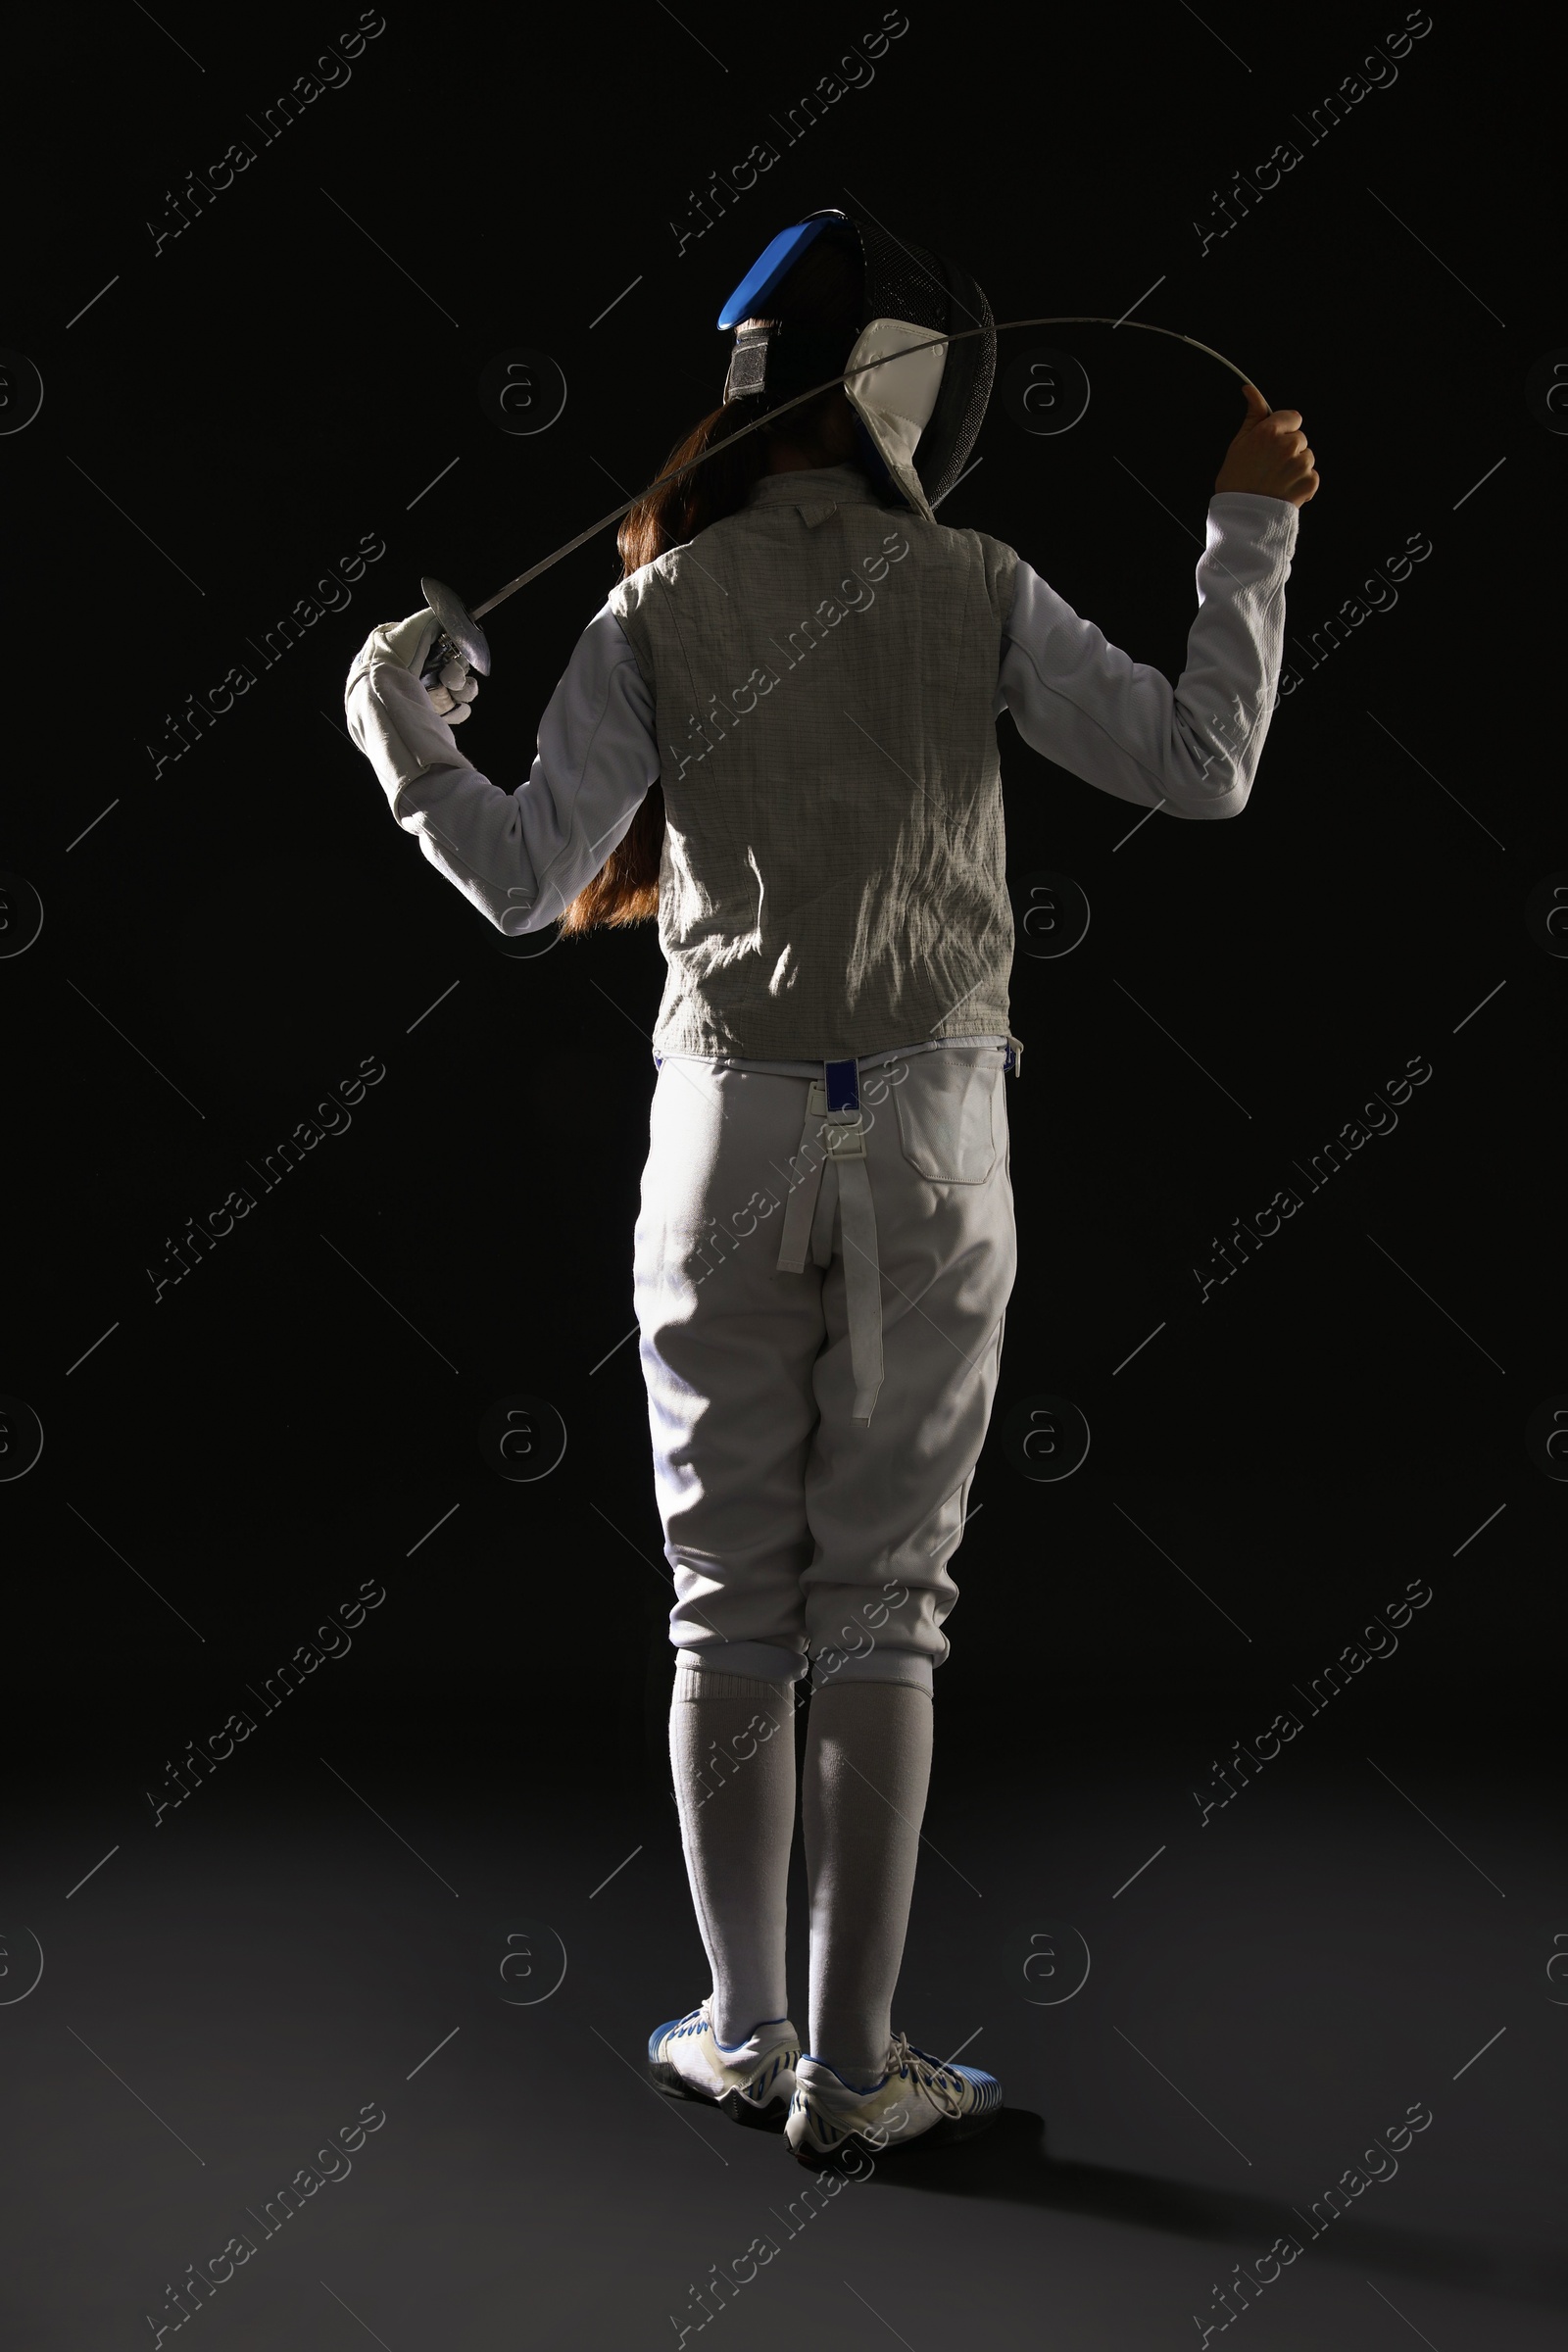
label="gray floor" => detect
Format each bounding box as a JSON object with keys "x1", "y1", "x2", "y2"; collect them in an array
[{"x1": 6, "y1": 1713, "x2": 1559, "y2": 2349}]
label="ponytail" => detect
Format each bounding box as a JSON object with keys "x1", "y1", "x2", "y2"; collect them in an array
[
  {"x1": 558, "y1": 402, "x2": 771, "y2": 933},
  {"x1": 559, "y1": 225, "x2": 862, "y2": 935}
]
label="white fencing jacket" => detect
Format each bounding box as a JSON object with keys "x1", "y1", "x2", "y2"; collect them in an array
[{"x1": 347, "y1": 466, "x2": 1298, "y2": 1064}]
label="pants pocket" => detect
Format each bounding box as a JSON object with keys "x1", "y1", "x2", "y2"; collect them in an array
[{"x1": 893, "y1": 1051, "x2": 1004, "y2": 1183}]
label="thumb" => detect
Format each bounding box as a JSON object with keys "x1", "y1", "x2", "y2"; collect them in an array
[
  {"x1": 1239, "y1": 380, "x2": 1270, "y2": 420},
  {"x1": 379, "y1": 608, "x2": 440, "y2": 674}
]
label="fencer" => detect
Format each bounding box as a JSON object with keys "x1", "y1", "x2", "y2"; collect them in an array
[{"x1": 345, "y1": 204, "x2": 1318, "y2": 2169}]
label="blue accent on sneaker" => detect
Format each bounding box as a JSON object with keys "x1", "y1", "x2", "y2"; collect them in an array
[
  {"x1": 789, "y1": 2032, "x2": 1004, "y2": 2168},
  {"x1": 713, "y1": 2015, "x2": 790, "y2": 2056},
  {"x1": 647, "y1": 2002, "x2": 801, "y2": 2134}
]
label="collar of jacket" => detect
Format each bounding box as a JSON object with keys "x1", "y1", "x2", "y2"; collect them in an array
[{"x1": 743, "y1": 464, "x2": 885, "y2": 522}]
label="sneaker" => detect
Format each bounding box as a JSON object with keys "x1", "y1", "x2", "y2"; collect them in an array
[
  {"x1": 647, "y1": 1999, "x2": 801, "y2": 2132},
  {"x1": 786, "y1": 2032, "x2": 1003, "y2": 2167}
]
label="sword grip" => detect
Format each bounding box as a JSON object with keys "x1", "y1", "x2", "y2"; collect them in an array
[
  {"x1": 419, "y1": 634, "x2": 463, "y2": 692},
  {"x1": 419, "y1": 575, "x2": 492, "y2": 680}
]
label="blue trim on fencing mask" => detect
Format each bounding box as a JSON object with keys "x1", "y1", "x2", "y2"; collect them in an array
[{"x1": 716, "y1": 218, "x2": 833, "y2": 328}]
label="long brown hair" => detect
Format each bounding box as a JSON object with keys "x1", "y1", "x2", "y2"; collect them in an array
[{"x1": 558, "y1": 232, "x2": 861, "y2": 935}]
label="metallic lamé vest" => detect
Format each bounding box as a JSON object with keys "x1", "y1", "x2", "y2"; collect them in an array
[{"x1": 608, "y1": 464, "x2": 1019, "y2": 1061}]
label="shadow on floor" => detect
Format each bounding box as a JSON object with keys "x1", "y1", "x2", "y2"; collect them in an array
[{"x1": 853, "y1": 2112, "x2": 1568, "y2": 2308}]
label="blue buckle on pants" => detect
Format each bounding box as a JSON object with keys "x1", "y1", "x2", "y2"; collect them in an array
[{"x1": 825, "y1": 1057, "x2": 859, "y2": 1112}]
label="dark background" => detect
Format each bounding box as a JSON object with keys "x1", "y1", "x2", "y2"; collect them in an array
[{"x1": 3, "y1": 4, "x2": 1562, "y2": 2347}]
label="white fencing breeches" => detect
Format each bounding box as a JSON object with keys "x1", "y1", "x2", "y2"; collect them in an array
[{"x1": 632, "y1": 1043, "x2": 1017, "y2": 1695}]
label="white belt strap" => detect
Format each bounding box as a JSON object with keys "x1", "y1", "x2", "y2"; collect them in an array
[
  {"x1": 774, "y1": 1077, "x2": 830, "y2": 1274},
  {"x1": 834, "y1": 1136, "x2": 885, "y2": 1425},
  {"x1": 774, "y1": 1059, "x2": 885, "y2": 1424}
]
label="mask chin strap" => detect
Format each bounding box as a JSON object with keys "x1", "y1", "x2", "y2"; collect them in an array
[{"x1": 842, "y1": 318, "x2": 949, "y2": 523}]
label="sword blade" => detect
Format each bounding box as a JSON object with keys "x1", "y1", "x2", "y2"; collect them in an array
[{"x1": 463, "y1": 320, "x2": 1262, "y2": 623}]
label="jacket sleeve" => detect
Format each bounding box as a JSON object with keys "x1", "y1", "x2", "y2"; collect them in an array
[
  {"x1": 993, "y1": 492, "x2": 1299, "y2": 819},
  {"x1": 346, "y1": 604, "x2": 660, "y2": 934}
]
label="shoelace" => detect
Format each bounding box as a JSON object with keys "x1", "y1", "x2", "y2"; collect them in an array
[{"x1": 887, "y1": 2033, "x2": 967, "y2": 2120}]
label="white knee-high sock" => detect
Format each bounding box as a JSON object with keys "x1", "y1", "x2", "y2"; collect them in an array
[
  {"x1": 668, "y1": 1660, "x2": 799, "y2": 2047},
  {"x1": 802, "y1": 1681, "x2": 934, "y2": 2083}
]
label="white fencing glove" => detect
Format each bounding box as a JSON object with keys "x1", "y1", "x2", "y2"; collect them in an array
[
  {"x1": 345, "y1": 608, "x2": 480, "y2": 813},
  {"x1": 423, "y1": 653, "x2": 480, "y2": 722},
  {"x1": 372, "y1": 608, "x2": 481, "y2": 721}
]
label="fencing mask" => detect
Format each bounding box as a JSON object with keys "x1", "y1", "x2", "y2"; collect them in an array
[{"x1": 716, "y1": 206, "x2": 995, "y2": 523}]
